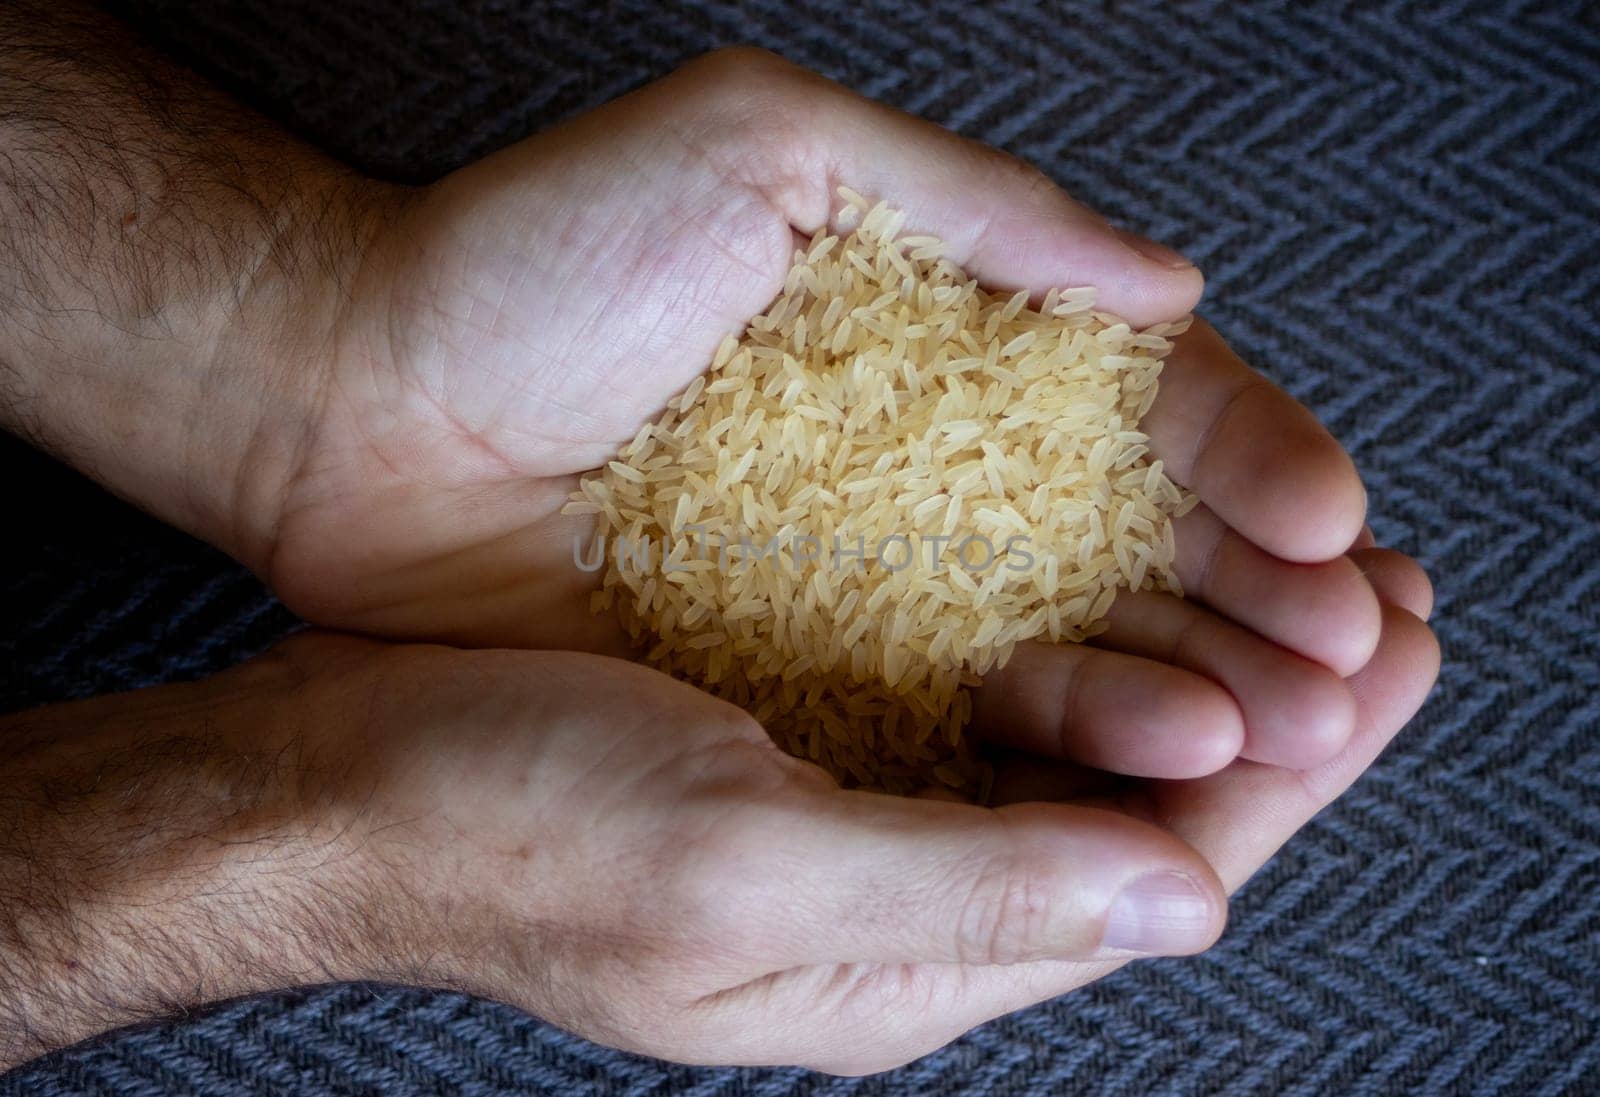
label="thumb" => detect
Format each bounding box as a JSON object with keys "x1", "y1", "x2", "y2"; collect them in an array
[
  {"x1": 764, "y1": 790, "x2": 1227, "y2": 966},
  {"x1": 659, "y1": 48, "x2": 1203, "y2": 328}
]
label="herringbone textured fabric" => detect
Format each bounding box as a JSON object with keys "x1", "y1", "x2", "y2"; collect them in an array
[{"x1": 2, "y1": 0, "x2": 1596, "y2": 1093}]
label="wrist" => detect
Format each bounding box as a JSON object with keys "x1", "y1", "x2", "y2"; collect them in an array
[
  {"x1": 0, "y1": 640, "x2": 403, "y2": 1068},
  {"x1": 0, "y1": 161, "x2": 403, "y2": 571},
  {"x1": 198, "y1": 171, "x2": 408, "y2": 572},
  {"x1": 0, "y1": 1, "x2": 410, "y2": 572}
]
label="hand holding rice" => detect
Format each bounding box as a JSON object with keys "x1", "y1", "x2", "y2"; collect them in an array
[{"x1": 566, "y1": 189, "x2": 1195, "y2": 797}]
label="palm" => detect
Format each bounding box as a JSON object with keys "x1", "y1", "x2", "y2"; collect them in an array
[
  {"x1": 268, "y1": 50, "x2": 1421, "y2": 787},
  {"x1": 340, "y1": 615, "x2": 1434, "y2": 1071},
  {"x1": 271, "y1": 111, "x2": 801, "y2": 654}
]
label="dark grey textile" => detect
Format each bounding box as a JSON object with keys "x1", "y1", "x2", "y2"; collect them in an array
[{"x1": 2, "y1": 0, "x2": 1597, "y2": 1093}]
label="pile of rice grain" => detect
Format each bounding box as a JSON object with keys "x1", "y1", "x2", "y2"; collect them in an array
[{"x1": 567, "y1": 188, "x2": 1194, "y2": 797}]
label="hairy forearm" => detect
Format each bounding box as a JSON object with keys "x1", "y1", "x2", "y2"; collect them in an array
[
  {"x1": 0, "y1": 1, "x2": 389, "y2": 567},
  {"x1": 0, "y1": 664, "x2": 389, "y2": 1070}
]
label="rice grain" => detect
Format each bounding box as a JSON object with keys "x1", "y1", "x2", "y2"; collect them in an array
[{"x1": 568, "y1": 190, "x2": 1193, "y2": 796}]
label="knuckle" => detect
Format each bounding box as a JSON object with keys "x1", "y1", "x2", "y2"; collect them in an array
[
  {"x1": 983, "y1": 151, "x2": 1065, "y2": 214},
  {"x1": 1008, "y1": 156, "x2": 1058, "y2": 200},
  {"x1": 954, "y1": 850, "x2": 1053, "y2": 965}
]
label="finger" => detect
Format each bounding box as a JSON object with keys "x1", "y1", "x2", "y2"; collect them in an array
[
  {"x1": 984, "y1": 749, "x2": 1132, "y2": 806},
  {"x1": 762, "y1": 791, "x2": 1225, "y2": 966},
  {"x1": 666, "y1": 48, "x2": 1204, "y2": 327},
  {"x1": 1172, "y1": 503, "x2": 1382, "y2": 676},
  {"x1": 1351, "y1": 523, "x2": 1377, "y2": 551},
  {"x1": 972, "y1": 641, "x2": 1243, "y2": 778},
  {"x1": 1096, "y1": 590, "x2": 1357, "y2": 769},
  {"x1": 1350, "y1": 546, "x2": 1434, "y2": 621},
  {"x1": 1143, "y1": 319, "x2": 1366, "y2": 563},
  {"x1": 904, "y1": 600, "x2": 1439, "y2": 1045},
  {"x1": 1148, "y1": 602, "x2": 1441, "y2": 891}
]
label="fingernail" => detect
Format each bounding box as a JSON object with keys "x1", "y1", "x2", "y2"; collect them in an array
[
  {"x1": 1115, "y1": 227, "x2": 1195, "y2": 271},
  {"x1": 1102, "y1": 871, "x2": 1214, "y2": 955}
]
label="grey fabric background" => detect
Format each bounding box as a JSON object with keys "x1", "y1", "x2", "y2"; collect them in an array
[{"x1": 2, "y1": 1, "x2": 1597, "y2": 1093}]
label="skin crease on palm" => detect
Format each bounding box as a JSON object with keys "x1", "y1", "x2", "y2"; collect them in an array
[{"x1": 0, "y1": 35, "x2": 1442, "y2": 1075}]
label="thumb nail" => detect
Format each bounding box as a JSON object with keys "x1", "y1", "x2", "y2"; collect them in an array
[
  {"x1": 1115, "y1": 227, "x2": 1195, "y2": 271},
  {"x1": 1102, "y1": 871, "x2": 1215, "y2": 955}
]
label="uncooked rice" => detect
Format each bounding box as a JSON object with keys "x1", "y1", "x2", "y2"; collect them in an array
[{"x1": 566, "y1": 188, "x2": 1194, "y2": 797}]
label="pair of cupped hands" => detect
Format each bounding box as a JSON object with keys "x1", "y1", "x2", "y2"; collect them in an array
[{"x1": 39, "y1": 51, "x2": 1436, "y2": 1073}]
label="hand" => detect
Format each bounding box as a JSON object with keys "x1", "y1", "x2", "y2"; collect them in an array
[
  {"x1": 0, "y1": 619, "x2": 1435, "y2": 1074},
  {"x1": 264, "y1": 49, "x2": 1393, "y2": 774},
  {"x1": 1, "y1": 17, "x2": 1418, "y2": 786},
  {"x1": 0, "y1": 17, "x2": 1444, "y2": 1075}
]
